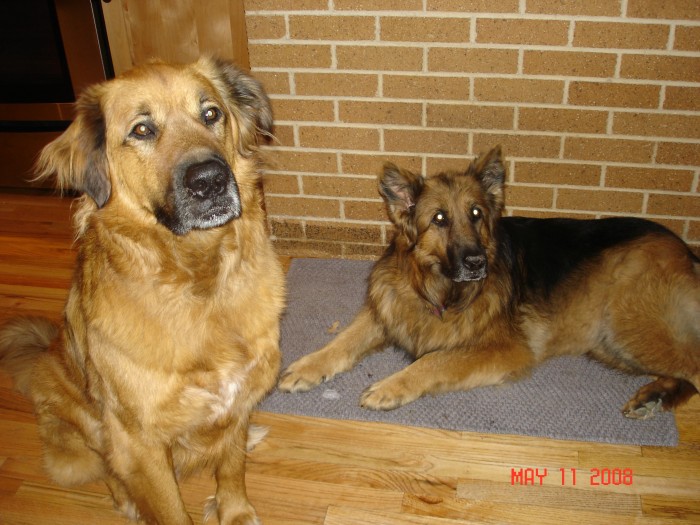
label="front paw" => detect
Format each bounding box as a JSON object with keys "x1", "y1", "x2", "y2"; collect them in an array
[
  {"x1": 360, "y1": 377, "x2": 419, "y2": 411},
  {"x1": 278, "y1": 359, "x2": 330, "y2": 393}
]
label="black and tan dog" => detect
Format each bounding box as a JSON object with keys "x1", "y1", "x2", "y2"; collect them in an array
[
  {"x1": 0, "y1": 58, "x2": 284, "y2": 524},
  {"x1": 280, "y1": 146, "x2": 700, "y2": 418}
]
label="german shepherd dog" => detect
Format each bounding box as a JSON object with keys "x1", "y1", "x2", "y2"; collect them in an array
[
  {"x1": 0, "y1": 58, "x2": 284, "y2": 524},
  {"x1": 279, "y1": 146, "x2": 700, "y2": 418}
]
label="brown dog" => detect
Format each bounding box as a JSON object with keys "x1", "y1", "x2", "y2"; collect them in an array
[
  {"x1": 0, "y1": 58, "x2": 284, "y2": 524},
  {"x1": 279, "y1": 147, "x2": 700, "y2": 419}
]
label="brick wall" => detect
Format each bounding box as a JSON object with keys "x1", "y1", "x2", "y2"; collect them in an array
[{"x1": 244, "y1": 0, "x2": 700, "y2": 258}]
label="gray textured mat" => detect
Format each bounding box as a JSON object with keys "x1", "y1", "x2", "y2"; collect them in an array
[{"x1": 260, "y1": 258, "x2": 679, "y2": 446}]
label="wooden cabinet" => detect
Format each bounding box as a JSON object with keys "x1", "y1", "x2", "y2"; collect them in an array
[{"x1": 101, "y1": 0, "x2": 250, "y2": 75}]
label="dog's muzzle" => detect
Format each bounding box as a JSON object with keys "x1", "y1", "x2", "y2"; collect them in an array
[
  {"x1": 449, "y1": 250, "x2": 488, "y2": 283},
  {"x1": 156, "y1": 156, "x2": 241, "y2": 235}
]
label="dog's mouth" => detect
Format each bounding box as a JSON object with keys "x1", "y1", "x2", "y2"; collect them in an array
[{"x1": 156, "y1": 156, "x2": 241, "y2": 235}]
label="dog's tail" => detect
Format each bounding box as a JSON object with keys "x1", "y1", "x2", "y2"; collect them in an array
[{"x1": 0, "y1": 317, "x2": 57, "y2": 396}]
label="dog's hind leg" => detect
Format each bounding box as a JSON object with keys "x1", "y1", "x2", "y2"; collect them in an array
[
  {"x1": 279, "y1": 306, "x2": 387, "y2": 393},
  {"x1": 623, "y1": 377, "x2": 698, "y2": 419},
  {"x1": 360, "y1": 342, "x2": 534, "y2": 411}
]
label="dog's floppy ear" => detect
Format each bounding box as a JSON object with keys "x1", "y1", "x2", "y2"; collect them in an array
[
  {"x1": 211, "y1": 58, "x2": 273, "y2": 155},
  {"x1": 380, "y1": 162, "x2": 424, "y2": 237},
  {"x1": 34, "y1": 85, "x2": 111, "y2": 208},
  {"x1": 472, "y1": 145, "x2": 505, "y2": 214}
]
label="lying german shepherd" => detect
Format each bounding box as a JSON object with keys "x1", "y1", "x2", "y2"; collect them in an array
[{"x1": 279, "y1": 146, "x2": 700, "y2": 419}]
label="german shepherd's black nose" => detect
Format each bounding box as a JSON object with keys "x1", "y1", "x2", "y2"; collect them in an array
[
  {"x1": 184, "y1": 159, "x2": 229, "y2": 200},
  {"x1": 464, "y1": 254, "x2": 487, "y2": 273},
  {"x1": 451, "y1": 251, "x2": 487, "y2": 282}
]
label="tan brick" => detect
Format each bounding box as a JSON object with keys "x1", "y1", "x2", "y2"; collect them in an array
[
  {"x1": 514, "y1": 162, "x2": 602, "y2": 187},
  {"x1": 613, "y1": 113, "x2": 700, "y2": 139},
  {"x1": 476, "y1": 19, "x2": 569, "y2": 46},
  {"x1": 342, "y1": 153, "x2": 423, "y2": 176},
  {"x1": 269, "y1": 126, "x2": 294, "y2": 147},
  {"x1": 426, "y1": 157, "x2": 473, "y2": 174},
  {"x1": 428, "y1": 0, "x2": 519, "y2": 12},
  {"x1": 273, "y1": 239, "x2": 343, "y2": 258},
  {"x1": 384, "y1": 75, "x2": 470, "y2": 101},
  {"x1": 573, "y1": 22, "x2": 669, "y2": 49},
  {"x1": 647, "y1": 194, "x2": 700, "y2": 217},
  {"x1": 556, "y1": 189, "x2": 644, "y2": 213},
  {"x1": 664, "y1": 87, "x2": 700, "y2": 111},
  {"x1": 336, "y1": 45, "x2": 423, "y2": 71},
  {"x1": 508, "y1": 209, "x2": 596, "y2": 220},
  {"x1": 343, "y1": 243, "x2": 387, "y2": 258},
  {"x1": 289, "y1": 16, "x2": 376, "y2": 41},
  {"x1": 605, "y1": 167, "x2": 694, "y2": 192},
  {"x1": 523, "y1": 51, "x2": 617, "y2": 78},
  {"x1": 473, "y1": 134, "x2": 561, "y2": 159},
  {"x1": 381, "y1": 17, "x2": 470, "y2": 43},
  {"x1": 267, "y1": 150, "x2": 337, "y2": 173},
  {"x1": 303, "y1": 176, "x2": 378, "y2": 199},
  {"x1": 656, "y1": 142, "x2": 700, "y2": 166},
  {"x1": 335, "y1": 0, "x2": 422, "y2": 9},
  {"x1": 429, "y1": 48, "x2": 518, "y2": 74},
  {"x1": 568, "y1": 81, "x2": 660, "y2": 109},
  {"x1": 385, "y1": 129, "x2": 469, "y2": 155},
  {"x1": 674, "y1": 26, "x2": 700, "y2": 52},
  {"x1": 505, "y1": 185, "x2": 555, "y2": 209},
  {"x1": 246, "y1": 15, "x2": 286, "y2": 40},
  {"x1": 564, "y1": 137, "x2": 654, "y2": 163},
  {"x1": 265, "y1": 195, "x2": 340, "y2": 218},
  {"x1": 248, "y1": 44, "x2": 331, "y2": 69},
  {"x1": 475, "y1": 79, "x2": 564, "y2": 104},
  {"x1": 621, "y1": 55, "x2": 700, "y2": 83},
  {"x1": 339, "y1": 101, "x2": 423, "y2": 126},
  {"x1": 295, "y1": 73, "x2": 378, "y2": 97},
  {"x1": 299, "y1": 126, "x2": 380, "y2": 151},
  {"x1": 344, "y1": 200, "x2": 387, "y2": 221},
  {"x1": 688, "y1": 221, "x2": 700, "y2": 241},
  {"x1": 526, "y1": 0, "x2": 621, "y2": 16},
  {"x1": 271, "y1": 98, "x2": 335, "y2": 122},
  {"x1": 519, "y1": 108, "x2": 608, "y2": 134},
  {"x1": 269, "y1": 218, "x2": 304, "y2": 239},
  {"x1": 626, "y1": 0, "x2": 700, "y2": 20},
  {"x1": 306, "y1": 222, "x2": 383, "y2": 244},
  {"x1": 251, "y1": 71, "x2": 290, "y2": 95},
  {"x1": 427, "y1": 104, "x2": 514, "y2": 130},
  {"x1": 245, "y1": 0, "x2": 326, "y2": 9},
  {"x1": 262, "y1": 173, "x2": 299, "y2": 195}
]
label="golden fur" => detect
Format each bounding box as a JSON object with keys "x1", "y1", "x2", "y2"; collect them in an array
[
  {"x1": 279, "y1": 147, "x2": 700, "y2": 418},
  {"x1": 0, "y1": 58, "x2": 284, "y2": 525}
]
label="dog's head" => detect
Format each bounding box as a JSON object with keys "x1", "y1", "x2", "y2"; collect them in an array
[
  {"x1": 35, "y1": 57, "x2": 273, "y2": 236},
  {"x1": 380, "y1": 146, "x2": 505, "y2": 284}
]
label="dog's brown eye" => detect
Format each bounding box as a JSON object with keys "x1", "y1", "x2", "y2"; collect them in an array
[
  {"x1": 203, "y1": 107, "x2": 222, "y2": 125},
  {"x1": 432, "y1": 211, "x2": 448, "y2": 226},
  {"x1": 131, "y1": 123, "x2": 153, "y2": 138},
  {"x1": 470, "y1": 206, "x2": 482, "y2": 221}
]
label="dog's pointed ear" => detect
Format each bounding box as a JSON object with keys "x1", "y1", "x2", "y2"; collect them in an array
[
  {"x1": 34, "y1": 85, "x2": 111, "y2": 207},
  {"x1": 379, "y1": 162, "x2": 424, "y2": 232},
  {"x1": 472, "y1": 145, "x2": 505, "y2": 212},
  {"x1": 210, "y1": 58, "x2": 273, "y2": 155}
]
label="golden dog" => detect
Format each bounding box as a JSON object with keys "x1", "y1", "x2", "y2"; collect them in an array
[
  {"x1": 0, "y1": 58, "x2": 284, "y2": 524},
  {"x1": 280, "y1": 147, "x2": 700, "y2": 418}
]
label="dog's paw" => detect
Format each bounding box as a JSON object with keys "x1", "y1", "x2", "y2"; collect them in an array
[
  {"x1": 204, "y1": 496, "x2": 260, "y2": 525},
  {"x1": 623, "y1": 398, "x2": 663, "y2": 420},
  {"x1": 278, "y1": 363, "x2": 329, "y2": 393},
  {"x1": 360, "y1": 378, "x2": 418, "y2": 411}
]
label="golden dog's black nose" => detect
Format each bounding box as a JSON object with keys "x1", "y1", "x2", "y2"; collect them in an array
[{"x1": 184, "y1": 159, "x2": 229, "y2": 200}]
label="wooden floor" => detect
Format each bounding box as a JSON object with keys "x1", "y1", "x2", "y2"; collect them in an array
[{"x1": 0, "y1": 192, "x2": 699, "y2": 525}]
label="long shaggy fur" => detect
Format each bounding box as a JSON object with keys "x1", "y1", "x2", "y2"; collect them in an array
[
  {"x1": 279, "y1": 146, "x2": 700, "y2": 420},
  {"x1": 0, "y1": 57, "x2": 284, "y2": 525}
]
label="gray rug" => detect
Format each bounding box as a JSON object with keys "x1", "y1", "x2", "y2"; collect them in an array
[{"x1": 260, "y1": 258, "x2": 679, "y2": 446}]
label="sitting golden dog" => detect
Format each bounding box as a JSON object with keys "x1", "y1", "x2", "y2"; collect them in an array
[{"x1": 0, "y1": 58, "x2": 284, "y2": 525}]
